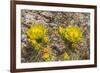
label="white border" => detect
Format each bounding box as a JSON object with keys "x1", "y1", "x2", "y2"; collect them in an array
[{"x1": 16, "y1": 5, "x2": 94, "y2": 69}]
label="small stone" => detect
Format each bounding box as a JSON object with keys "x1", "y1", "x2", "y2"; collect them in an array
[
  {"x1": 53, "y1": 37, "x2": 58, "y2": 41},
  {"x1": 49, "y1": 23, "x2": 57, "y2": 27},
  {"x1": 41, "y1": 12, "x2": 53, "y2": 17}
]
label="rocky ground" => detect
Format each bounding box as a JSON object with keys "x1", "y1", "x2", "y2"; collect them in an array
[{"x1": 21, "y1": 9, "x2": 90, "y2": 63}]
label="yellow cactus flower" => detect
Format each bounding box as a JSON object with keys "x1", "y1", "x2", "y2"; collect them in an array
[
  {"x1": 58, "y1": 26, "x2": 82, "y2": 49},
  {"x1": 65, "y1": 26, "x2": 82, "y2": 43},
  {"x1": 58, "y1": 26, "x2": 82, "y2": 43},
  {"x1": 42, "y1": 52, "x2": 49, "y2": 60},
  {"x1": 26, "y1": 24, "x2": 49, "y2": 49},
  {"x1": 26, "y1": 24, "x2": 48, "y2": 40},
  {"x1": 42, "y1": 48, "x2": 50, "y2": 61},
  {"x1": 43, "y1": 48, "x2": 49, "y2": 53}
]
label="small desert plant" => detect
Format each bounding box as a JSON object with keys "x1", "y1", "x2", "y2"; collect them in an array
[
  {"x1": 58, "y1": 26, "x2": 82, "y2": 48},
  {"x1": 63, "y1": 52, "x2": 69, "y2": 60},
  {"x1": 26, "y1": 24, "x2": 49, "y2": 50}
]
